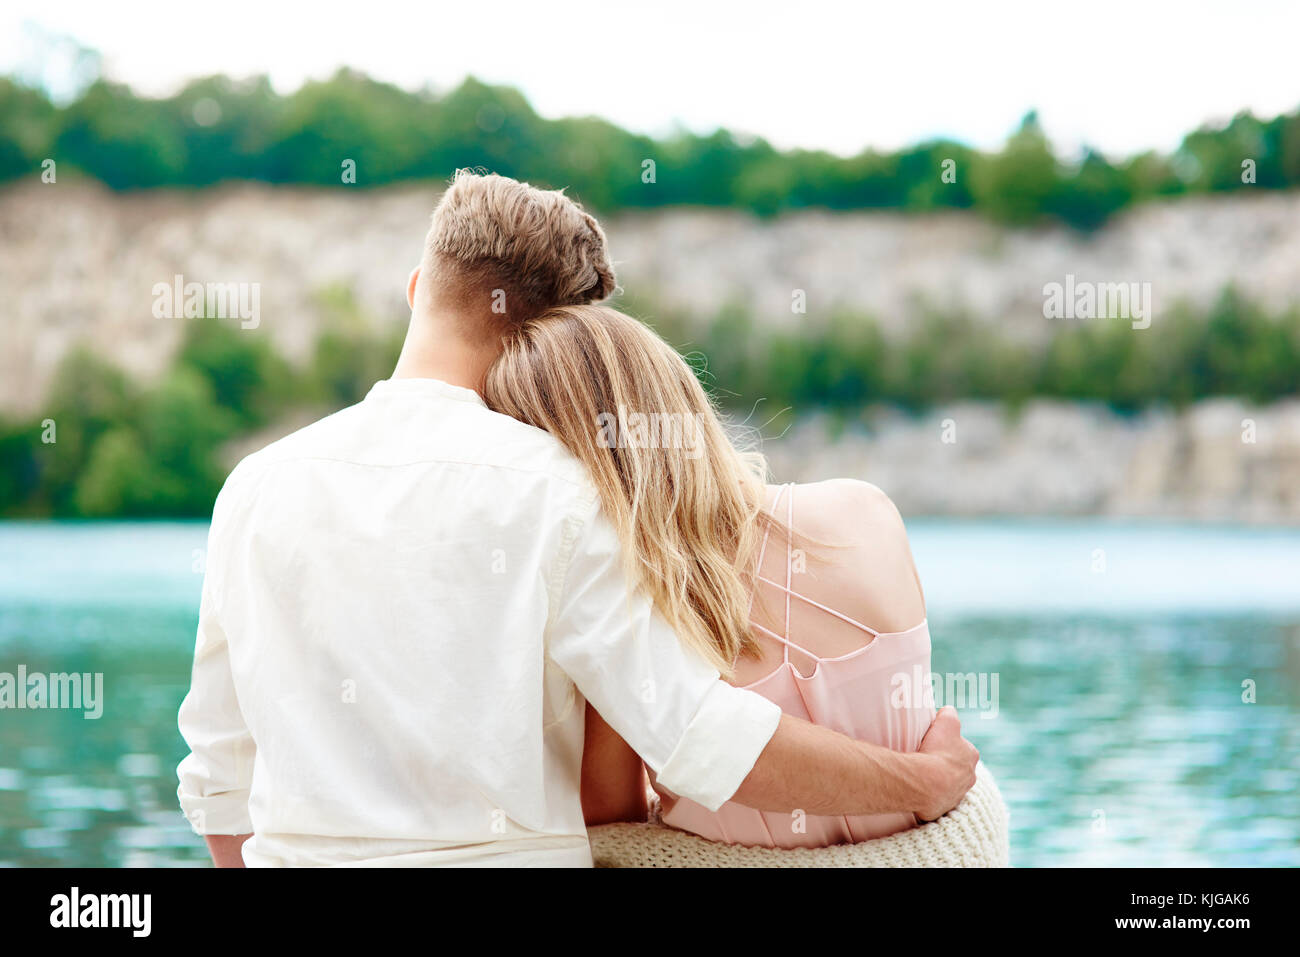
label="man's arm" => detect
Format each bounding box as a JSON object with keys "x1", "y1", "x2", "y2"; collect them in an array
[
  {"x1": 177, "y1": 541, "x2": 257, "y2": 865},
  {"x1": 205, "y1": 834, "x2": 252, "y2": 868},
  {"x1": 733, "y1": 706, "x2": 977, "y2": 822},
  {"x1": 549, "y1": 495, "x2": 977, "y2": 822},
  {"x1": 582, "y1": 702, "x2": 976, "y2": 824},
  {"x1": 580, "y1": 703, "x2": 650, "y2": 826}
]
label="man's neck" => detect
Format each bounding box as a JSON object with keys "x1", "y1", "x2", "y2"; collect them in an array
[{"x1": 390, "y1": 314, "x2": 497, "y2": 395}]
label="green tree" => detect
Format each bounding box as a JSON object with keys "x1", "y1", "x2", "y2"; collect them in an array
[
  {"x1": 1049, "y1": 149, "x2": 1134, "y2": 231},
  {"x1": 969, "y1": 111, "x2": 1061, "y2": 225}
]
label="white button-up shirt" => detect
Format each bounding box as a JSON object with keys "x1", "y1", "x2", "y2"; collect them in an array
[{"x1": 177, "y1": 376, "x2": 782, "y2": 866}]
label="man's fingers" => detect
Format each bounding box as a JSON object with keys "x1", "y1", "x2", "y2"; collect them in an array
[
  {"x1": 933, "y1": 706, "x2": 960, "y2": 736},
  {"x1": 923, "y1": 706, "x2": 956, "y2": 737}
]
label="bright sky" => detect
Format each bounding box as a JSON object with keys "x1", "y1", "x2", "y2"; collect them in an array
[{"x1": 4, "y1": 0, "x2": 1298, "y2": 158}]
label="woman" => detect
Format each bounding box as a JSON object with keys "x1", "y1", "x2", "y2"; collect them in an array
[{"x1": 484, "y1": 304, "x2": 936, "y2": 849}]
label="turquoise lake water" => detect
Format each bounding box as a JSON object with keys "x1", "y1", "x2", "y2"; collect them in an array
[{"x1": 0, "y1": 519, "x2": 1297, "y2": 867}]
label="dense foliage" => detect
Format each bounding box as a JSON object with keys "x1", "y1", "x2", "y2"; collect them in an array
[{"x1": 3, "y1": 70, "x2": 1299, "y2": 229}]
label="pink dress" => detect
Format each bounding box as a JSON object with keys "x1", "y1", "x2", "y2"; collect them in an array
[{"x1": 651, "y1": 484, "x2": 937, "y2": 847}]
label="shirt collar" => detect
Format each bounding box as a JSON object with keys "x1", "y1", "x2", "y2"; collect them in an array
[{"x1": 366, "y1": 377, "x2": 486, "y2": 407}]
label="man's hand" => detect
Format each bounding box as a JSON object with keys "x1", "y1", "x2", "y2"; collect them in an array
[
  {"x1": 914, "y1": 706, "x2": 979, "y2": 821},
  {"x1": 732, "y1": 709, "x2": 980, "y2": 819}
]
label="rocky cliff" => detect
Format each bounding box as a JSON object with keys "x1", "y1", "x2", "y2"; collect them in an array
[{"x1": 3, "y1": 179, "x2": 1297, "y2": 520}]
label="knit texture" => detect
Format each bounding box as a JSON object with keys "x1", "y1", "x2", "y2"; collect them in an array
[{"x1": 589, "y1": 761, "x2": 1010, "y2": 868}]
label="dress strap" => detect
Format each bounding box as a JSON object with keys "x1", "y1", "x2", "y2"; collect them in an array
[
  {"x1": 749, "y1": 484, "x2": 885, "y2": 663},
  {"x1": 782, "y1": 483, "x2": 795, "y2": 664},
  {"x1": 748, "y1": 485, "x2": 808, "y2": 660},
  {"x1": 746, "y1": 484, "x2": 785, "y2": 623},
  {"x1": 768, "y1": 481, "x2": 884, "y2": 650},
  {"x1": 752, "y1": 574, "x2": 883, "y2": 639}
]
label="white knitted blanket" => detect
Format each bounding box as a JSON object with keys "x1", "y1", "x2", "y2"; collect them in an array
[{"x1": 589, "y1": 761, "x2": 1010, "y2": 867}]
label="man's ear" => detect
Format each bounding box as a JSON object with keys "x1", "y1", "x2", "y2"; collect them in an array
[{"x1": 406, "y1": 267, "x2": 420, "y2": 311}]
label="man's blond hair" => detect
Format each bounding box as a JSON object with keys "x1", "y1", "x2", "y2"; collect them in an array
[{"x1": 422, "y1": 170, "x2": 616, "y2": 331}]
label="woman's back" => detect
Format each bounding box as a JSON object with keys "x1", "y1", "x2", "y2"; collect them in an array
[{"x1": 651, "y1": 479, "x2": 937, "y2": 847}]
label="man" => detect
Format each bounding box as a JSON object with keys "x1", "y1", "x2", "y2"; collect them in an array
[{"x1": 177, "y1": 171, "x2": 978, "y2": 867}]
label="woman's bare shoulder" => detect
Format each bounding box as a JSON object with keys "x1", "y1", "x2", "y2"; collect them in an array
[
  {"x1": 783, "y1": 478, "x2": 925, "y2": 633},
  {"x1": 781, "y1": 479, "x2": 905, "y2": 534}
]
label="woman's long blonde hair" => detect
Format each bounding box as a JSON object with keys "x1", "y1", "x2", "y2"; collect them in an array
[{"x1": 483, "y1": 304, "x2": 780, "y2": 676}]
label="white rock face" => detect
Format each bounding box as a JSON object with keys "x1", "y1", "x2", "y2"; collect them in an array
[
  {"x1": 4, "y1": 179, "x2": 1300, "y2": 414},
  {"x1": 608, "y1": 195, "x2": 1300, "y2": 337},
  {"x1": 0, "y1": 181, "x2": 439, "y2": 414},
  {"x1": 761, "y1": 400, "x2": 1300, "y2": 522}
]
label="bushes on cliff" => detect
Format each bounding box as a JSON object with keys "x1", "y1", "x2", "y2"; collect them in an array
[
  {"x1": 0, "y1": 287, "x2": 1295, "y2": 518},
  {"x1": 667, "y1": 287, "x2": 1300, "y2": 416}
]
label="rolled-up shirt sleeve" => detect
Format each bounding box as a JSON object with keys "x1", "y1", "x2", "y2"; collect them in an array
[
  {"x1": 546, "y1": 493, "x2": 782, "y2": 812},
  {"x1": 176, "y1": 581, "x2": 255, "y2": 835}
]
